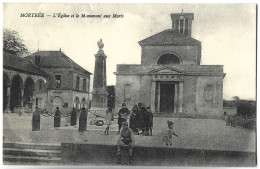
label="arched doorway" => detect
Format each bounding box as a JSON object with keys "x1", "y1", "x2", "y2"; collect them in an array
[
  {"x1": 74, "y1": 97, "x2": 80, "y2": 110},
  {"x1": 24, "y1": 77, "x2": 35, "y2": 109},
  {"x1": 157, "y1": 53, "x2": 180, "y2": 65},
  {"x1": 81, "y1": 97, "x2": 86, "y2": 108},
  {"x1": 3, "y1": 73, "x2": 10, "y2": 111},
  {"x1": 10, "y1": 75, "x2": 23, "y2": 111}
]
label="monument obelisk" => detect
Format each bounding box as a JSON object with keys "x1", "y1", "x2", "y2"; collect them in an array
[{"x1": 91, "y1": 39, "x2": 108, "y2": 109}]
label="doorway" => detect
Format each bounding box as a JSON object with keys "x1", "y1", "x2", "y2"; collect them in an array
[
  {"x1": 10, "y1": 75, "x2": 23, "y2": 111},
  {"x1": 160, "y1": 83, "x2": 175, "y2": 112}
]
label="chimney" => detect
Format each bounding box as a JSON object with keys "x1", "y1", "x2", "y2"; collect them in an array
[{"x1": 171, "y1": 12, "x2": 194, "y2": 37}]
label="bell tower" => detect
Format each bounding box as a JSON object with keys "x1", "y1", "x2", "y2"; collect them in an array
[{"x1": 171, "y1": 12, "x2": 194, "y2": 37}]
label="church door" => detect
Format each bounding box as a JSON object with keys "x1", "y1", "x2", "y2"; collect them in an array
[{"x1": 160, "y1": 83, "x2": 175, "y2": 112}]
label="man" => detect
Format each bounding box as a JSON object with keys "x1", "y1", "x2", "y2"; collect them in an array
[
  {"x1": 117, "y1": 121, "x2": 135, "y2": 164},
  {"x1": 117, "y1": 103, "x2": 130, "y2": 134}
]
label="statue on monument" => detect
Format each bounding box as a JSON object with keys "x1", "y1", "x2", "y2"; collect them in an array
[{"x1": 97, "y1": 39, "x2": 104, "y2": 51}]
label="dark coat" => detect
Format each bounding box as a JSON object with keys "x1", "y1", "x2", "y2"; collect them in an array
[
  {"x1": 146, "y1": 110, "x2": 153, "y2": 128},
  {"x1": 54, "y1": 109, "x2": 61, "y2": 127},
  {"x1": 129, "y1": 112, "x2": 136, "y2": 131},
  {"x1": 136, "y1": 107, "x2": 144, "y2": 130},
  {"x1": 79, "y1": 108, "x2": 88, "y2": 132},
  {"x1": 71, "y1": 108, "x2": 77, "y2": 126},
  {"x1": 118, "y1": 107, "x2": 129, "y2": 125},
  {"x1": 32, "y1": 109, "x2": 40, "y2": 131}
]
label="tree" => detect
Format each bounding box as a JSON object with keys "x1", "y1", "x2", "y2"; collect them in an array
[
  {"x1": 3, "y1": 28, "x2": 30, "y2": 57},
  {"x1": 225, "y1": 96, "x2": 256, "y2": 118},
  {"x1": 232, "y1": 96, "x2": 240, "y2": 102}
]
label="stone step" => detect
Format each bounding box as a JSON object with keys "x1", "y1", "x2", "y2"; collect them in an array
[
  {"x1": 3, "y1": 142, "x2": 61, "y2": 150},
  {"x1": 3, "y1": 155, "x2": 61, "y2": 164},
  {"x1": 3, "y1": 148, "x2": 61, "y2": 158}
]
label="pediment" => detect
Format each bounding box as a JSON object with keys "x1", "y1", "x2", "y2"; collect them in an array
[
  {"x1": 138, "y1": 29, "x2": 201, "y2": 46},
  {"x1": 149, "y1": 66, "x2": 185, "y2": 75}
]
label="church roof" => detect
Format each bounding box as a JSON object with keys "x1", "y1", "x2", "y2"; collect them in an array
[
  {"x1": 138, "y1": 29, "x2": 201, "y2": 46},
  {"x1": 3, "y1": 52, "x2": 48, "y2": 76},
  {"x1": 25, "y1": 51, "x2": 92, "y2": 75}
]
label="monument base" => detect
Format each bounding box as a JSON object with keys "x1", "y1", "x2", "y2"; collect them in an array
[
  {"x1": 89, "y1": 107, "x2": 107, "y2": 118},
  {"x1": 90, "y1": 107, "x2": 107, "y2": 113}
]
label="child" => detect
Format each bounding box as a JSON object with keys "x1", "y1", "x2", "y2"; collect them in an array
[
  {"x1": 163, "y1": 120, "x2": 178, "y2": 146},
  {"x1": 104, "y1": 107, "x2": 112, "y2": 135}
]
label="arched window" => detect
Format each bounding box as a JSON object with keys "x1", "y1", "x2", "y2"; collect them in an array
[{"x1": 157, "y1": 54, "x2": 180, "y2": 65}]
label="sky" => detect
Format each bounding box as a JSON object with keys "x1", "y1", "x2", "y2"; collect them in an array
[{"x1": 3, "y1": 3, "x2": 256, "y2": 100}]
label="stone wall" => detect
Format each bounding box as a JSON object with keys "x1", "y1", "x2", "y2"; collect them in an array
[
  {"x1": 195, "y1": 75, "x2": 223, "y2": 116},
  {"x1": 223, "y1": 107, "x2": 237, "y2": 116},
  {"x1": 61, "y1": 143, "x2": 255, "y2": 166},
  {"x1": 183, "y1": 76, "x2": 197, "y2": 114},
  {"x1": 46, "y1": 89, "x2": 90, "y2": 113},
  {"x1": 42, "y1": 68, "x2": 72, "y2": 89},
  {"x1": 115, "y1": 75, "x2": 143, "y2": 112},
  {"x1": 72, "y1": 72, "x2": 90, "y2": 92},
  {"x1": 141, "y1": 45, "x2": 200, "y2": 66}
]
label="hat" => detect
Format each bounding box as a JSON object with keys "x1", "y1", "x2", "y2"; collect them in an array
[
  {"x1": 167, "y1": 120, "x2": 174, "y2": 127},
  {"x1": 122, "y1": 121, "x2": 128, "y2": 126}
]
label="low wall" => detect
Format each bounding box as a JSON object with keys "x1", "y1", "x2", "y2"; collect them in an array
[
  {"x1": 61, "y1": 143, "x2": 256, "y2": 166},
  {"x1": 223, "y1": 107, "x2": 237, "y2": 116}
]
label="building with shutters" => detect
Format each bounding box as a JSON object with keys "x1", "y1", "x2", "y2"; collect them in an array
[{"x1": 3, "y1": 50, "x2": 92, "y2": 113}]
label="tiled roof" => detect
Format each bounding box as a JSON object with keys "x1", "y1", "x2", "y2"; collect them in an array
[
  {"x1": 138, "y1": 29, "x2": 201, "y2": 46},
  {"x1": 25, "y1": 51, "x2": 92, "y2": 75},
  {"x1": 3, "y1": 52, "x2": 48, "y2": 76}
]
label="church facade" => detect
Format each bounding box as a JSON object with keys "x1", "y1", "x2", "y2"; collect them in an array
[{"x1": 114, "y1": 13, "x2": 225, "y2": 117}]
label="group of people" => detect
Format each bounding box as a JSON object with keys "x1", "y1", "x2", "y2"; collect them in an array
[
  {"x1": 116, "y1": 103, "x2": 154, "y2": 136},
  {"x1": 32, "y1": 103, "x2": 178, "y2": 165}
]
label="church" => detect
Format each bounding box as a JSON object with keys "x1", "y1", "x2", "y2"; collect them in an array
[{"x1": 114, "y1": 12, "x2": 225, "y2": 117}]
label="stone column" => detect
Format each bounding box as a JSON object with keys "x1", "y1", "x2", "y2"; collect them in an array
[
  {"x1": 157, "y1": 82, "x2": 161, "y2": 112},
  {"x1": 151, "y1": 81, "x2": 156, "y2": 112},
  {"x1": 178, "y1": 82, "x2": 184, "y2": 113},
  {"x1": 5, "y1": 86, "x2": 11, "y2": 113},
  {"x1": 174, "y1": 83, "x2": 178, "y2": 113},
  {"x1": 20, "y1": 87, "x2": 24, "y2": 107}
]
